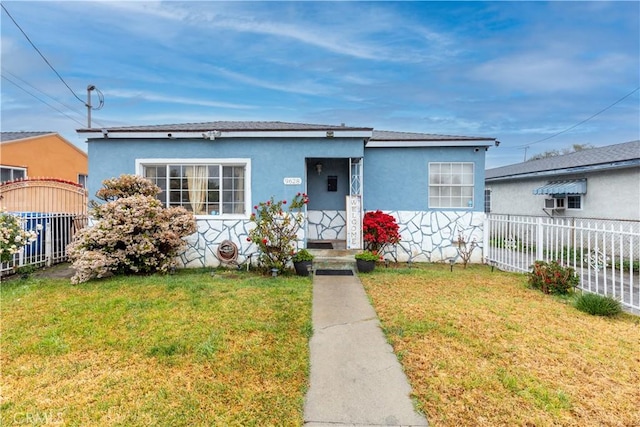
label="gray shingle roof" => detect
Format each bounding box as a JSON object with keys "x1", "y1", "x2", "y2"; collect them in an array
[
  {"x1": 371, "y1": 130, "x2": 494, "y2": 141},
  {"x1": 1, "y1": 131, "x2": 56, "y2": 142},
  {"x1": 76, "y1": 120, "x2": 497, "y2": 145},
  {"x1": 486, "y1": 140, "x2": 640, "y2": 180},
  {"x1": 77, "y1": 121, "x2": 373, "y2": 133}
]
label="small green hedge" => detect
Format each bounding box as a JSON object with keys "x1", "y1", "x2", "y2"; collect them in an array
[{"x1": 574, "y1": 293, "x2": 622, "y2": 316}]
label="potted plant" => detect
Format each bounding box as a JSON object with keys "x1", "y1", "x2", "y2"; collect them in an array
[
  {"x1": 355, "y1": 250, "x2": 380, "y2": 273},
  {"x1": 292, "y1": 249, "x2": 314, "y2": 276}
]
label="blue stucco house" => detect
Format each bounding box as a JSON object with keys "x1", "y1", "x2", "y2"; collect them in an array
[{"x1": 78, "y1": 121, "x2": 497, "y2": 266}]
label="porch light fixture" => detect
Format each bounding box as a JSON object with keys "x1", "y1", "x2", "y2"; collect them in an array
[{"x1": 315, "y1": 162, "x2": 323, "y2": 175}]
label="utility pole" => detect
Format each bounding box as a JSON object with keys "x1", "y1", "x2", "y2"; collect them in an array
[
  {"x1": 86, "y1": 84, "x2": 95, "y2": 128},
  {"x1": 523, "y1": 146, "x2": 529, "y2": 162}
]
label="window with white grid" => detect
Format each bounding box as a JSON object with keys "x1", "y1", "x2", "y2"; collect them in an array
[
  {"x1": 138, "y1": 159, "x2": 249, "y2": 216},
  {"x1": 429, "y1": 162, "x2": 474, "y2": 208}
]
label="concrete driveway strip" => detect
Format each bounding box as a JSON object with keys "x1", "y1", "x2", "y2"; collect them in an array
[{"x1": 304, "y1": 274, "x2": 428, "y2": 427}]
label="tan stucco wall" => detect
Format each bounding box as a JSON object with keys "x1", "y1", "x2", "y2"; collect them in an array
[
  {"x1": 0, "y1": 134, "x2": 87, "y2": 183},
  {"x1": 487, "y1": 167, "x2": 640, "y2": 221}
]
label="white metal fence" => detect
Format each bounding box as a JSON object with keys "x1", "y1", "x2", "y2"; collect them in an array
[
  {"x1": 485, "y1": 214, "x2": 640, "y2": 313},
  {"x1": 1, "y1": 212, "x2": 88, "y2": 276}
]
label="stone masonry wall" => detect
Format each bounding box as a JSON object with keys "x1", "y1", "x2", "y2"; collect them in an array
[{"x1": 179, "y1": 210, "x2": 485, "y2": 268}]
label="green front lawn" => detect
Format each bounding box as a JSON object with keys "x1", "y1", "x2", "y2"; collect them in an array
[
  {"x1": 1, "y1": 269, "x2": 312, "y2": 426},
  {"x1": 5, "y1": 263, "x2": 638, "y2": 427},
  {"x1": 361, "y1": 264, "x2": 640, "y2": 427}
]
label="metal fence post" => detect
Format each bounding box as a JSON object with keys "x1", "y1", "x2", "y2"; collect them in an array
[
  {"x1": 45, "y1": 220, "x2": 52, "y2": 267},
  {"x1": 536, "y1": 217, "x2": 544, "y2": 261},
  {"x1": 483, "y1": 214, "x2": 490, "y2": 263}
]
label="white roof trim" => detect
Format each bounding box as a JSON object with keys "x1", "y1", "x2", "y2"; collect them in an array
[
  {"x1": 82, "y1": 130, "x2": 372, "y2": 140},
  {"x1": 486, "y1": 159, "x2": 640, "y2": 182},
  {"x1": 216, "y1": 130, "x2": 372, "y2": 138},
  {"x1": 367, "y1": 140, "x2": 495, "y2": 148}
]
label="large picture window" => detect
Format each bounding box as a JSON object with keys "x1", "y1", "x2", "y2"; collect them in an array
[
  {"x1": 138, "y1": 159, "x2": 249, "y2": 216},
  {"x1": 429, "y1": 162, "x2": 474, "y2": 208}
]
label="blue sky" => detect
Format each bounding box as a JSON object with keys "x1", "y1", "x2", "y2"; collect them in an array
[{"x1": 1, "y1": 1, "x2": 638, "y2": 168}]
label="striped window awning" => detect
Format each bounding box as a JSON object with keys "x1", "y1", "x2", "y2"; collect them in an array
[{"x1": 533, "y1": 179, "x2": 587, "y2": 195}]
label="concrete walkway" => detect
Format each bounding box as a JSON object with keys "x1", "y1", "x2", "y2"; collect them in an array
[{"x1": 304, "y1": 273, "x2": 429, "y2": 427}]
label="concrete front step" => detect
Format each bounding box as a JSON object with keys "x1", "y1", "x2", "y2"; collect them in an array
[
  {"x1": 309, "y1": 248, "x2": 359, "y2": 271},
  {"x1": 313, "y1": 259, "x2": 356, "y2": 271}
]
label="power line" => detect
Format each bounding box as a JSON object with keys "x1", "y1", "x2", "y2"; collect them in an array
[
  {"x1": 1, "y1": 3, "x2": 87, "y2": 106},
  {"x1": 1, "y1": 68, "x2": 108, "y2": 127},
  {"x1": 1, "y1": 74, "x2": 87, "y2": 127},
  {"x1": 1, "y1": 67, "x2": 86, "y2": 120},
  {"x1": 514, "y1": 86, "x2": 640, "y2": 149}
]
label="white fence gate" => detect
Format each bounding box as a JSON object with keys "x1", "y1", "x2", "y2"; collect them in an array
[
  {"x1": 1, "y1": 178, "x2": 88, "y2": 276},
  {"x1": 485, "y1": 214, "x2": 640, "y2": 313},
  {"x1": 0, "y1": 212, "x2": 88, "y2": 276}
]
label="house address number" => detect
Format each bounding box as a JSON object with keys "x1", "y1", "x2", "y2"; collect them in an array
[{"x1": 283, "y1": 177, "x2": 302, "y2": 185}]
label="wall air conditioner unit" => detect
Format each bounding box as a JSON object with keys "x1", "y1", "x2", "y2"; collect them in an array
[{"x1": 544, "y1": 198, "x2": 565, "y2": 210}]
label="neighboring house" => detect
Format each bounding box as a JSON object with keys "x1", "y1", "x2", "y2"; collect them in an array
[
  {"x1": 78, "y1": 121, "x2": 497, "y2": 267},
  {"x1": 485, "y1": 140, "x2": 640, "y2": 221},
  {"x1": 0, "y1": 132, "x2": 88, "y2": 186}
]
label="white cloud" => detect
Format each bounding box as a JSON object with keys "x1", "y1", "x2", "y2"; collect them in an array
[
  {"x1": 206, "y1": 66, "x2": 336, "y2": 97},
  {"x1": 105, "y1": 89, "x2": 256, "y2": 110},
  {"x1": 472, "y1": 52, "x2": 625, "y2": 93},
  {"x1": 92, "y1": 0, "x2": 189, "y2": 21}
]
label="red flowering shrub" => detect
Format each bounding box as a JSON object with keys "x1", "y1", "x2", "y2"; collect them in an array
[
  {"x1": 528, "y1": 260, "x2": 579, "y2": 295},
  {"x1": 247, "y1": 193, "x2": 309, "y2": 272},
  {"x1": 362, "y1": 210, "x2": 400, "y2": 252},
  {"x1": 68, "y1": 175, "x2": 196, "y2": 284}
]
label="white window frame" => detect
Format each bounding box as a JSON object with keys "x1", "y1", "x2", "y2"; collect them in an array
[
  {"x1": 135, "y1": 158, "x2": 251, "y2": 219},
  {"x1": 1, "y1": 166, "x2": 27, "y2": 183},
  {"x1": 566, "y1": 195, "x2": 582, "y2": 210},
  {"x1": 428, "y1": 162, "x2": 475, "y2": 209}
]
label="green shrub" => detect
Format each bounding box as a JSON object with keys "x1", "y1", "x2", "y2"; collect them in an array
[
  {"x1": 16, "y1": 264, "x2": 37, "y2": 279},
  {"x1": 292, "y1": 249, "x2": 314, "y2": 262},
  {"x1": 355, "y1": 250, "x2": 382, "y2": 262},
  {"x1": 617, "y1": 259, "x2": 640, "y2": 273},
  {"x1": 528, "y1": 260, "x2": 579, "y2": 295},
  {"x1": 574, "y1": 293, "x2": 622, "y2": 316}
]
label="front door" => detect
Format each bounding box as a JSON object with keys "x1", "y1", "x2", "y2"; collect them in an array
[{"x1": 305, "y1": 158, "x2": 351, "y2": 244}]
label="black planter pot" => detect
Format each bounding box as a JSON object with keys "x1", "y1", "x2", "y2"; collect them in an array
[
  {"x1": 356, "y1": 259, "x2": 376, "y2": 273},
  {"x1": 293, "y1": 260, "x2": 313, "y2": 276}
]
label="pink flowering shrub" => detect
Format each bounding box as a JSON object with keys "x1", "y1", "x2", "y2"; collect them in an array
[
  {"x1": 68, "y1": 175, "x2": 196, "y2": 284},
  {"x1": 247, "y1": 193, "x2": 309, "y2": 272},
  {"x1": 95, "y1": 174, "x2": 161, "y2": 201}
]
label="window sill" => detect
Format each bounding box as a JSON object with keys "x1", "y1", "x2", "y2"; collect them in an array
[{"x1": 194, "y1": 214, "x2": 250, "y2": 220}]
